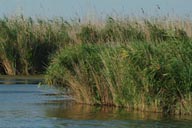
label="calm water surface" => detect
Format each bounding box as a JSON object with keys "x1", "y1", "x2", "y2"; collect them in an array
[{"x1": 0, "y1": 78, "x2": 192, "y2": 128}]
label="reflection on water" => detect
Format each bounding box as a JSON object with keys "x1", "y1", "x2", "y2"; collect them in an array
[
  {"x1": 45, "y1": 102, "x2": 162, "y2": 120},
  {"x1": 0, "y1": 76, "x2": 43, "y2": 84},
  {"x1": 43, "y1": 102, "x2": 192, "y2": 128},
  {"x1": 0, "y1": 78, "x2": 192, "y2": 128}
]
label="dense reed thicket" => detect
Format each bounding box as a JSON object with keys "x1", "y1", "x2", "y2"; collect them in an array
[
  {"x1": 0, "y1": 16, "x2": 191, "y2": 75},
  {"x1": 0, "y1": 16, "x2": 72, "y2": 75},
  {"x1": 45, "y1": 16, "x2": 192, "y2": 115},
  {"x1": 46, "y1": 41, "x2": 192, "y2": 115},
  {"x1": 1, "y1": 15, "x2": 192, "y2": 114}
]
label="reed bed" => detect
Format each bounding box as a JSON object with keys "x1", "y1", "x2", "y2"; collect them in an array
[
  {"x1": 0, "y1": 16, "x2": 191, "y2": 76},
  {"x1": 45, "y1": 16, "x2": 192, "y2": 114},
  {"x1": 1, "y1": 15, "x2": 192, "y2": 114},
  {"x1": 45, "y1": 40, "x2": 192, "y2": 115},
  {"x1": 0, "y1": 16, "x2": 72, "y2": 75}
]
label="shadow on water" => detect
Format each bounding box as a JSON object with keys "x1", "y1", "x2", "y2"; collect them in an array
[
  {"x1": 0, "y1": 76, "x2": 43, "y2": 84},
  {"x1": 0, "y1": 90, "x2": 41, "y2": 94}
]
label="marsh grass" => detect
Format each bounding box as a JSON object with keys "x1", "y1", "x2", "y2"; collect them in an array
[
  {"x1": 46, "y1": 40, "x2": 192, "y2": 114},
  {"x1": 1, "y1": 15, "x2": 192, "y2": 114},
  {"x1": 1, "y1": 15, "x2": 192, "y2": 75},
  {"x1": 42, "y1": 16, "x2": 192, "y2": 114},
  {"x1": 0, "y1": 16, "x2": 72, "y2": 75}
]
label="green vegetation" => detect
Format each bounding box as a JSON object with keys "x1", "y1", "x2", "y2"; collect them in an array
[
  {"x1": 46, "y1": 41, "x2": 192, "y2": 115},
  {"x1": 0, "y1": 16, "x2": 72, "y2": 75},
  {"x1": 1, "y1": 15, "x2": 192, "y2": 115}
]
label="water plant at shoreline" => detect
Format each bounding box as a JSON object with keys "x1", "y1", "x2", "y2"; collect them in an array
[
  {"x1": 0, "y1": 15, "x2": 192, "y2": 75},
  {"x1": 0, "y1": 16, "x2": 72, "y2": 75},
  {"x1": 44, "y1": 16, "x2": 192, "y2": 115},
  {"x1": 46, "y1": 40, "x2": 192, "y2": 115},
  {"x1": 1, "y1": 15, "x2": 192, "y2": 115}
]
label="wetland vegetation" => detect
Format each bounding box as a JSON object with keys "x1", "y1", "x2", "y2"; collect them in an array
[{"x1": 1, "y1": 15, "x2": 192, "y2": 115}]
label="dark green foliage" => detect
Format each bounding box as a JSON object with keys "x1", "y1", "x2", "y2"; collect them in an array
[{"x1": 31, "y1": 42, "x2": 57, "y2": 74}]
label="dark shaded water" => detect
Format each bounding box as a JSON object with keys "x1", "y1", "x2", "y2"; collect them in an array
[{"x1": 0, "y1": 78, "x2": 192, "y2": 128}]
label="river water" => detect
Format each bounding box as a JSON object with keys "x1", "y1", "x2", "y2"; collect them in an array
[{"x1": 0, "y1": 78, "x2": 192, "y2": 128}]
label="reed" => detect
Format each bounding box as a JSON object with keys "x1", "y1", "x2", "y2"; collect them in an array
[
  {"x1": 44, "y1": 16, "x2": 192, "y2": 114},
  {"x1": 0, "y1": 15, "x2": 72, "y2": 75},
  {"x1": 1, "y1": 15, "x2": 192, "y2": 114},
  {"x1": 1, "y1": 15, "x2": 192, "y2": 75},
  {"x1": 46, "y1": 39, "x2": 192, "y2": 114}
]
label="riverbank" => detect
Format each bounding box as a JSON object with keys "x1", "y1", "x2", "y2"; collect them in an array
[{"x1": 1, "y1": 15, "x2": 192, "y2": 115}]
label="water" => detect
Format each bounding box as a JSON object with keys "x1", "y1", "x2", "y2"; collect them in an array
[{"x1": 0, "y1": 78, "x2": 192, "y2": 128}]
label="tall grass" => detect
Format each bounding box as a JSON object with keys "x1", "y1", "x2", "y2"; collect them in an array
[
  {"x1": 0, "y1": 16, "x2": 72, "y2": 75},
  {"x1": 1, "y1": 15, "x2": 192, "y2": 114},
  {"x1": 46, "y1": 40, "x2": 192, "y2": 115},
  {"x1": 45, "y1": 16, "x2": 192, "y2": 115},
  {"x1": 1, "y1": 15, "x2": 192, "y2": 75}
]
